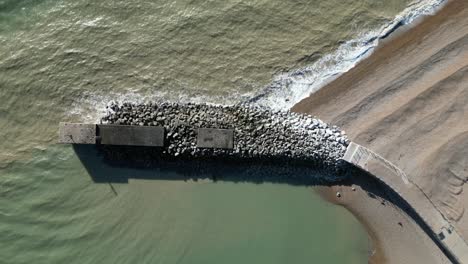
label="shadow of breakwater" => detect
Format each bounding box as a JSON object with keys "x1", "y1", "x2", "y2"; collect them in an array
[
  {"x1": 73, "y1": 145, "x2": 350, "y2": 186},
  {"x1": 72, "y1": 144, "x2": 457, "y2": 262}
]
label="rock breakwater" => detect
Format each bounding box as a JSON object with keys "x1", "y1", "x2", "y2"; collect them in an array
[{"x1": 100, "y1": 102, "x2": 349, "y2": 174}]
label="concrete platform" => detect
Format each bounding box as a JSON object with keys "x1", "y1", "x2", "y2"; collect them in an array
[
  {"x1": 58, "y1": 123, "x2": 96, "y2": 144},
  {"x1": 97, "y1": 124, "x2": 164, "y2": 147},
  {"x1": 343, "y1": 142, "x2": 468, "y2": 264},
  {"x1": 197, "y1": 128, "x2": 234, "y2": 149}
]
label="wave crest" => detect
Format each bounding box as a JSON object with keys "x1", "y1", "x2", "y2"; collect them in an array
[{"x1": 247, "y1": 0, "x2": 446, "y2": 110}]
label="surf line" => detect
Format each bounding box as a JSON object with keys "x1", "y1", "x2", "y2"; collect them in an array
[{"x1": 247, "y1": 0, "x2": 447, "y2": 110}]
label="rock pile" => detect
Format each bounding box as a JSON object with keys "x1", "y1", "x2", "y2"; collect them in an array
[{"x1": 101, "y1": 102, "x2": 350, "y2": 174}]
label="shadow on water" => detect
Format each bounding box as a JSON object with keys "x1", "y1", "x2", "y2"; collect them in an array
[
  {"x1": 72, "y1": 145, "x2": 346, "y2": 187},
  {"x1": 72, "y1": 145, "x2": 458, "y2": 263}
]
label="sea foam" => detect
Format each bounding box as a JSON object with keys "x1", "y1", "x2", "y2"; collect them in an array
[
  {"x1": 69, "y1": 89, "x2": 242, "y2": 123},
  {"x1": 69, "y1": 0, "x2": 446, "y2": 121},
  {"x1": 247, "y1": 0, "x2": 447, "y2": 110}
]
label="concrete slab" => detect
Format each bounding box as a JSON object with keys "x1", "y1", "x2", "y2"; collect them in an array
[
  {"x1": 58, "y1": 123, "x2": 96, "y2": 144},
  {"x1": 197, "y1": 128, "x2": 234, "y2": 149},
  {"x1": 98, "y1": 125, "x2": 164, "y2": 147},
  {"x1": 343, "y1": 142, "x2": 468, "y2": 263}
]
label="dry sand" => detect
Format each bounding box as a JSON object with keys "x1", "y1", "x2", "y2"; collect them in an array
[{"x1": 294, "y1": 0, "x2": 468, "y2": 262}]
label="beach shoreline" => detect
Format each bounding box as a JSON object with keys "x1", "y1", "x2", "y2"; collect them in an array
[
  {"x1": 293, "y1": 0, "x2": 468, "y2": 262},
  {"x1": 314, "y1": 177, "x2": 387, "y2": 263}
]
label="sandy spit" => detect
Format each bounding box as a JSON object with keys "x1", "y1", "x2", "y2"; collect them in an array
[{"x1": 294, "y1": 0, "x2": 468, "y2": 263}]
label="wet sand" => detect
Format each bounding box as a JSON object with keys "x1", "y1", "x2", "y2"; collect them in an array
[
  {"x1": 314, "y1": 172, "x2": 451, "y2": 263},
  {"x1": 294, "y1": 0, "x2": 468, "y2": 262}
]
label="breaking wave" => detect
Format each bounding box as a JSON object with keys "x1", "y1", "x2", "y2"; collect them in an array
[
  {"x1": 247, "y1": 0, "x2": 447, "y2": 110},
  {"x1": 70, "y1": 0, "x2": 447, "y2": 121},
  {"x1": 68, "y1": 90, "x2": 243, "y2": 123}
]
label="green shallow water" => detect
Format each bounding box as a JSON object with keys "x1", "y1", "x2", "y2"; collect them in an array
[
  {"x1": 0, "y1": 0, "x2": 415, "y2": 263},
  {"x1": 1, "y1": 146, "x2": 369, "y2": 264}
]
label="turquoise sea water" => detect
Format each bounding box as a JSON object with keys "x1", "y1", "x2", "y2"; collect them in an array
[
  {"x1": 1, "y1": 145, "x2": 369, "y2": 264},
  {"x1": 0, "y1": 0, "x2": 432, "y2": 263}
]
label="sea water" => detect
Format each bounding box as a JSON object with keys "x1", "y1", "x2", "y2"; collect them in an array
[{"x1": 0, "y1": 0, "x2": 444, "y2": 263}]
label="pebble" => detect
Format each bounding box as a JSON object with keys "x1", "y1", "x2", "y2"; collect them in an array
[{"x1": 101, "y1": 101, "x2": 350, "y2": 176}]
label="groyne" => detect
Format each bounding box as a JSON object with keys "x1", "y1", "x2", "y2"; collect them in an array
[
  {"x1": 59, "y1": 102, "x2": 468, "y2": 262},
  {"x1": 101, "y1": 102, "x2": 349, "y2": 168},
  {"x1": 59, "y1": 102, "x2": 351, "y2": 181}
]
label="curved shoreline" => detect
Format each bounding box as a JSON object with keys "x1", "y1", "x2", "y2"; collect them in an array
[
  {"x1": 293, "y1": 0, "x2": 468, "y2": 263},
  {"x1": 247, "y1": 0, "x2": 447, "y2": 110},
  {"x1": 343, "y1": 143, "x2": 468, "y2": 263}
]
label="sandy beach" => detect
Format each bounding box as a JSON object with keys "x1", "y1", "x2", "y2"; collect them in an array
[{"x1": 294, "y1": 0, "x2": 468, "y2": 262}]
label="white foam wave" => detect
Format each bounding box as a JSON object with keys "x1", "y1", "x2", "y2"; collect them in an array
[
  {"x1": 68, "y1": 0, "x2": 446, "y2": 120},
  {"x1": 78, "y1": 16, "x2": 104, "y2": 27},
  {"x1": 67, "y1": 89, "x2": 252, "y2": 123},
  {"x1": 248, "y1": 0, "x2": 446, "y2": 110}
]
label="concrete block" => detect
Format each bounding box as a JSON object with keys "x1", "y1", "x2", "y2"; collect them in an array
[
  {"x1": 98, "y1": 125, "x2": 164, "y2": 147},
  {"x1": 197, "y1": 128, "x2": 234, "y2": 149},
  {"x1": 58, "y1": 123, "x2": 96, "y2": 144},
  {"x1": 343, "y1": 142, "x2": 468, "y2": 263}
]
